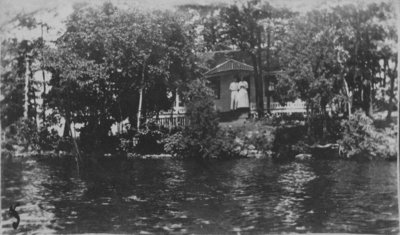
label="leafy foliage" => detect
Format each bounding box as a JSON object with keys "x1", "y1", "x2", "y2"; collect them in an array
[
  {"x1": 338, "y1": 110, "x2": 397, "y2": 159},
  {"x1": 1, "y1": 118, "x2": 73, "y2": 153},
  {"x1": 1, "y1": 1, "x2": 397, "y2": 160},
  {"x1": 134, "y1": 124, "x2": 168, "y2": 154},
  {"x1": 41, "y1": 3, "x2": 198, "y2": 152},
  {"x1": 276, "y1": 10, "x2": 343, "y2": 112},
  {"x1": 0, "y1": 38, "x2": 41, "y2": 127},
  {"x1": 163, "y1": 132, "x2": 187, "y2": 157},
  {"x1": 163, "y1": 78, "x2": 239, "y2": 158},
  {"x1": 182, "y1": 78, "x2": 220, "y2": 158}
]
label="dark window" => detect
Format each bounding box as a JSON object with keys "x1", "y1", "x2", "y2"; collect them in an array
[
  {"x1": 264, "y1": 74, "x2": 276, "y2": 96},
  {"x1": 209, "y1": 78, "x2": 220, "y2": 99}
]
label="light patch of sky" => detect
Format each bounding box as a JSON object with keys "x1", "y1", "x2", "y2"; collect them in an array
[{"x1": 0, "y1": 0, "x2": 393, "y2": 41}]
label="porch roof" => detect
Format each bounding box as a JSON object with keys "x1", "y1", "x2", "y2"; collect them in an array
[{"x1": 204, "y1": 59, "x2": 253, "y2": 77}]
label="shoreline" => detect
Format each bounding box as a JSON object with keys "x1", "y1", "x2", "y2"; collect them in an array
[{"x1": 2, "y1": 112, "x2": 397, "y2": 162}]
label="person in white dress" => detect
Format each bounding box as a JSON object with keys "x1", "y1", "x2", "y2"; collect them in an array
[
  {"x1": 229, "y1": 78, "x2": 240, "y2": 110},
  {"x1": 237, "y1": 77, "x2": 249, "y2": 109}
]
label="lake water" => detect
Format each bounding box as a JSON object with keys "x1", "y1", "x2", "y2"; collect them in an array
[{"x1": 1, "y1": 157, "x2": 398, "y2": 234}]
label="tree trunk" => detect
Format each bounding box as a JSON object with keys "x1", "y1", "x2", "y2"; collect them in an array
[
  {"x1": 63, "y1": 110, "x2": 71, "y2": 137},
  {"x1": 41, "y1": 24, "x2": 46, "y2": 124},
  {"x1": 24, "y1": 56, "x2": 29, "y2": 119},
  {"x1": 69, "y1": 122, "x2": 82, "y2": 163},
  {"x1": 363, "y1": 81, "x2": 374, "y2": 118},
  {"x1": 137, "y1": 61, "x2": 147, "y2": 130},
  {"x1": 42, "y1": 70, "x2": 46, "y2": 123},
  {"x1": 265, "y1": 29, "x2": 271, "y2": 115},
  {"x1": 368, "y1": 82, "x2": 374, "y2": 118},
  {"x1": 142, "y1": 97, "x2": 147, "y2": 125},
  {"x1": 256, "y1": 26, "x2": 264, "y2": 118},
  {"x1": 251, "y1": 53, "x2": 263, "y2": 118},
  {"x1": 386, "y1": 80, "x2": 394, "y2": 120},
  {"x1": 27, "y1": 61, "x2": 38, "y2": 127},
  {"x1": 321, "y1": 102, "x2": 327, "y2": 141},
  {"x1": 170, "y1": 105, "x2": 174, "y2": 131},
  {"x1": 386, "y1": 60, "x2": 397, "y2": 121},
  {"x1": 343, "y1": 78, "x2": 352, "y2": 117},
  {"x1": 32, "y1": 82, "x2": 38, "y2": 127},
  {"x1": 307, "y1": 103, "x2": 314, "y2": 141},
  {"x1": 306, "y1": 103, "x2": 311, "y2": 138},
  {"x1": 137, "y1": 87, "x2": 143, "y2": 130}
]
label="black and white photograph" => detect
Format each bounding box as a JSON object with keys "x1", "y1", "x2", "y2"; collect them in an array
[{"x1": 0, "y1": 0, "x2": 399, "y2": 234}]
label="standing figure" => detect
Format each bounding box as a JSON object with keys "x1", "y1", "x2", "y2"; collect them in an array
[
  {"x1": 229, "y1": 78, "x2": 239, "y2": 110},
  {"x1": 237, "y1": 77, "x2": 249, "y2": 109}
]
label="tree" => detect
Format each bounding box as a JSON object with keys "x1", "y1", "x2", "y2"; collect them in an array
[
  {"x1": 336, "y1": 2, "x2": 396, "y2": 118},
  {"x1": 177, "y1": 4, "x2": 231, "y2": 52},
  {"x1": 1, "y1": 38, "x2": 41, "y2": 128},
  {"x1": 276, "y1": 10, "x2": 344, "y2": 138},
  {"x1": 221, "y1": 1, "x2": 266, "y2": 117},
  {"x1": 221, "y1": 0, "x2": 294, "y2": 117},
  {"x1": 43, "y1": 3, "x2": 198, "y2": 151},
  {"x1": 1, "y1": 39, "x2": 25, "y2": 127},
  {"x1": 374, "y1": 2, "x2": 397, "y2": 120},
  {"x1": 259, "y1": 9, "x2": 296, "y2": 113},
  {"x1": 1, "y1": 13, "x2": 54, "y2": 130}
]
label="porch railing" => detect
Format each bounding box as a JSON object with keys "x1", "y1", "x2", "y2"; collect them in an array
[
  {"x1": 250, "y1": 100, "x2": 307, "y2": 115},
  {"x1": 152, "y1": 114, "x2": 187, "y2": 128}
]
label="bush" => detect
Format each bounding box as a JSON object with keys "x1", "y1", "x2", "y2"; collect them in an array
[
  {"x1": 134, "y1": 127, "x2": 166, "y2": 154},
  {"x1": 243, "y1": 127, "x2": 276, "y2": 152},
  {"x1": 272, "y1": 125, "x2": 308, "y2": 158},
  {"x1": 338, "y1": 110, "x2": 397, "y2": 160},
  {"x1": 1, "y1": 118, "x2": 74, "y2": 154},
  {"x1": 163, "y1": 128, "x2": 239, "y2": 159},
  {"x1": 36, "y1": 128, "x2": 62, "y2": 151},
  {"x1": 2, "y1": 119, "x2": 39, "y2": 151},
  {"x1": 56, "y1": 136, "x2": 74, "y2": 152},
  {"x1": 163, "y1": 131, "x2": 187, "y2": 156},
  {"x1": 118, "y1": 121, "x2": 182, "y2": 154},
  {"x1": 163, "y1": 78, "x2": 235, "y2": 159}
]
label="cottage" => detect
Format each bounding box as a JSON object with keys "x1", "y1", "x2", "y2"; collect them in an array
[
  {"x1": 143, "y1": 58, "x2": 307, "y2": 129},
  {"x1": 204, "y1": 59, "x2": 306, "y2": 115},
  {"x1": 205, "y1": 59, "x2": 257, "y2": 113}
]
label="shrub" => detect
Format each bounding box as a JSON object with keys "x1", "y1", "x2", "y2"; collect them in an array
[
  {"x1": 36, "y1": 128, "x2": 62, "y2": 151},
  {"x1": 163, "y1": 78, "x2": 236, "y2": 159},
  {"x1": 1, "y1": 118, "x2": 74, "y2": 154},
  {"x1": 2, "y1": 119, "x2": 39, "y2": 151},
  {"x1": 338, "y1": 110, "x2": 397, "y2": 160},
  {"x1": 243, "y1": 127, "x2": 276, "y2": 152},
  {"x1": 181, "y1": 79, "x2": 220, "y2": 158},
  {"x1": 163, "y1": 128, "x2": 240, "y2": 158},
  {"x1": 163, "y1": 131, "x2": 187, "y2": 156},
  {"x1": 56, "y1": 136, "x2": 74, "y2": 152},
  {"x1": 118, "y1": 121, "x2": 182, "y2": 154},
  {"x1": 134, "y1": 127, "x2": 166, "y2": 154},
  {"x1": 272, "y1": 125, "x2": 308, "y2": 158}
]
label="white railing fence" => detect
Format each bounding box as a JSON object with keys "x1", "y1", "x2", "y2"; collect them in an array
[{"x1": 152, "y1": 115, "x2": 187, "y2": 128}]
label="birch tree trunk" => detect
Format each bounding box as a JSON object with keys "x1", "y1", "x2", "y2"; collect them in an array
[
  {"x1": 343, "y1": 78, "x2": 352, "y2": 117},
  {"x1": 137, "y1": 87, "x2": 143, "y2": 130},
  {"x1": 137, "y1": 61, "x2": 147, "y2": 130},
  {"x1": 24, "y1": 57, "x2": 29, "y2": 119}
]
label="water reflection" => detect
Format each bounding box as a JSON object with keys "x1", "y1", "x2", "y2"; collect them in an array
[
  {"x1": 1, "y1": 157, "x2": 398, "y2": 234},
  {"x1": 274, "y1": 162, "x2": 317, "y2": 231}
]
